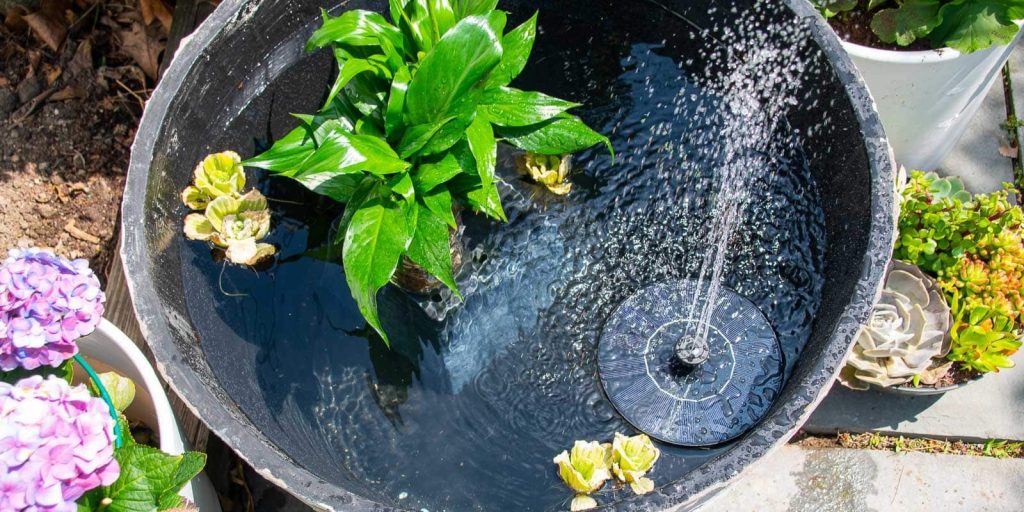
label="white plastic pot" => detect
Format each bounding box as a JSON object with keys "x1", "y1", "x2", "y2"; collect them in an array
[
  {"x1": 843, "y1": 30, "x2": 1023, "y2": 171},
  {"x1": 75, "y1": 320, "x2": 222, "y2": 511}
]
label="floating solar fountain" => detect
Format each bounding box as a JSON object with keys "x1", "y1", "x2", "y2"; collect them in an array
[{"x1": 122, "y1": 0, "x2": 895, "y2": 510}]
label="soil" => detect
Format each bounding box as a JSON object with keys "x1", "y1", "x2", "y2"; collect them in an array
[
  {"x1": 894, "y1": 364, "x2": 982, "y2": 391},
  {"x1": 826, "y1": 8, "x2": 936, "y2": 52},
  {"x1": 0, "y1": 19, "x2": 146, "y2": 282},
  {"x1": 793, "y1": 432, "x2": 1024, "y2": 459}
]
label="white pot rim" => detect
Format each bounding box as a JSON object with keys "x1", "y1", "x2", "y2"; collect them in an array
[{"x1": 840, "y1": 39, "x2": 961, "y2": 63}]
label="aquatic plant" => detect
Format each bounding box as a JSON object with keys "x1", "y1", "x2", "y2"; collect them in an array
[
  {"x1": 518, "y1": 152, "x2": 573, "y2": 195},
  {"x1": 553, "y1": 440, "x2": 613, "y2": 511},
  {"x1": 0, "y1": 375, "x2": 120, "y2": 512},
  {"x1": 813, "y1": 0, "x2": 1024, "y2": 54},
  {"x1": 839, "y1": 261, "x2": 952, "y2": 389},
  {"x1": 243, "y1": 0, "x2": 611, "y2": 345},
  {"x1": 892, "y1": 171, "x2": 1024, "y2": 375},
  {"x1": 611, "y1": 433, "x2": 660, "y2": 495},
  {"x1": 182, "y1": 152, "x2": 277, "y2": 267},
  {"x1": 0, "y1": 249, "x2": 104, "y2": 371}
]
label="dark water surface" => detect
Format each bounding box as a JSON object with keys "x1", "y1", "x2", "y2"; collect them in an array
[{"x1": 179, "y1": 3, "x2": 826, "y2": 510}]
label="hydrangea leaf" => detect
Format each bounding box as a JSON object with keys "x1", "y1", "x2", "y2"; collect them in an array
[
  {"x1": 930, "y1": 1, "x2": 1021, "y2": 53},
  {"x1": 870, "y1": 0, "x2": 942, "y2": 46}
]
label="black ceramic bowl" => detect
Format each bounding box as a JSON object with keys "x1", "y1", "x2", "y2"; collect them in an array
[{"x1": 121, "y1": 0, "x2": 896, "y2": 510}]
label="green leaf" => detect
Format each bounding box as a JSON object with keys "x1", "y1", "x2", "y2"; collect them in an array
[
  {"x1": 466, "y1": 114, "x2": 497, "y2": 186},
  {"x1": 323, "y1": 57, "x2": 389, "y2": 111},
  {"x1": 307, "y1": 9, "x2": 406, "y2": 66},
  {"x1": 497, "y1": 113, "x2": 613, "y2": 156},
  {"x1": 465, "y1": 181, "x2": 506, "y2": 221},
  {"x1": 407, "y1": 202, "x2": 461, "y2": 297},
  {"x1": 386, "y1": 65, "x2": 412, "y2": 138},
  {"x1": 413, "y1": 153, "x2": 463, "y2": 191},
  {"x1": 484, "y1": 11, "x2": 537, "y2": 89},
  {"x1": 426, "y1": 0, "x2": 458, "y2": 41},
  {"x1": 422, "y1": 183, "x2": 458, "y2": 228},
  {"x1": 454, "y1": 0, "x2": 498, "y2": 19},
  {"x1": 929, "y1": 1, "x2": 1021, "y2": 54},
  {"x1": 870, "y1": 0, "x2": 941, "y2": 46},
  {"x1": 404, "y1": 14, "x2": 503, "y2": 125},
  {"x1": 88, "y1": 372, "x2": 136, "y2": 412},
  {"x1": 388, "y1": 172, "x2": 415, "y2": 200},
  {"x1": 479, "y1": 86, "x2": 580, "y2": 126},
  {"x1": 96, "y1": 444, "x2": 206, "y2": 512},
  {"x1": 397, "y1": 117, "x2": 457, "y2": 158},
  {"x1": 1, "y1": 360, "x2": 73, "y2": 385},
  {"x1": 242, "y1": 125, "x2": 318, "y2": 173},
  {"x1": 342, "y1": 189, "x2": 414, "y2": 345},
  {"x1": 391, "y1": 0, "x2": 436, "y2": 53},
  {"x1": 419, "y1": 111, "x2": 478, "y2": 156},
  {"x1": 868, "y1": 0, "x2": 891, "y2": 9}
]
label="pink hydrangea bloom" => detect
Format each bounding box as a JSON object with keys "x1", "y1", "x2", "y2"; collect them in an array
[
  {"x1": 0, "y1": 249, "x2": 105, "y2": 371},
  {"x1": 0, "y1": 375, "x2": 120, "y2": 511}
]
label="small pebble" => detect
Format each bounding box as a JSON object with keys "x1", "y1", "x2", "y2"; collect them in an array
[
  {"x1": 16, "y1": 76, "x2": 42, "y2": 104},
  {"x1": 398, "y1": 492, "x2": 408, "y2": 500},
  {"x1": 0, "y1": 87, "x2": 16, "y2": 117}
]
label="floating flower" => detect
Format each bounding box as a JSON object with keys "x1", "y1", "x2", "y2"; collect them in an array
[
  {"x1": 518, "y1": 153, "x2": 572, "y2": 195},
  {"x1": 180, "y1": 151, "x2": 246, "y2": 210},
  {"x1": 0, "y1": 249, "x2": 105, "y2": 371},
  {"x1": 553, "y1": 440, "x2": 612, "y2": 511},
  {"x1": 184, "y1": 189, "x2": 276, "y2": 266},
  {"x1": 611, "y1": 433, "x2": 660, "y2": 495},
  {"x1": 0, "y1": 375, "x2": 119, "y2": 511}
]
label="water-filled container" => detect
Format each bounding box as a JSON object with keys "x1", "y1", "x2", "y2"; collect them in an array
[{"x1": 122, "y1": 0, "x2": 896, "y2": 510}]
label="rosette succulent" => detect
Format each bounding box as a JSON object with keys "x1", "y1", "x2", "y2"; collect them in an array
[
  {"x1": 518, "y1": 153, "x2": 573, "y2": 195},
  {"x1": 839, "y1": 260, "x2": 952, "y2": 390},
  {"x1": 553, "y1": 440, "x2": 613, "y2": 511},
  {"x1": 0, "y1": 249, "x2": 105, "y2": 371},
  {"x1": 611, "y1": 432, "x2": 660, "y2": 495},
  {"x1": 0, "y1": 375, "x2": 119, "y2": 511},
  {"x1": 180, "y1": 151, "x2": 246, "y2": 210},
  {"x1": 184, "y1": 189, "x2": 276, "y2": 266}
]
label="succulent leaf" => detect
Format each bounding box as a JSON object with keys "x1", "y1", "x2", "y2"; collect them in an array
[{"x1": 553, "y1": 441, "x2": 613, "y2": 495}]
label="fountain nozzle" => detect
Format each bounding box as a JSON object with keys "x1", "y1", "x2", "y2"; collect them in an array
[{"x1": 674, "y1": 335, "x2": 710, "y2": 367}]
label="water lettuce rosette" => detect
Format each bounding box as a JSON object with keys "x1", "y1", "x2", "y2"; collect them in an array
[{"x1": 553, "y1": 440, "x2": 613, "y2": 511}]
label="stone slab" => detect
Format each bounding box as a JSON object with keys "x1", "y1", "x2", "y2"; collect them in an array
[
  {"x1": 803, "y1": 351, "x2": 1024, "y2": 442},
  {"x1": 697, "y1": 445, "x2": 1024, "y2": 512},
  {"x1": 937, "y1": 48, "x2": 1015, "y2": 194}
]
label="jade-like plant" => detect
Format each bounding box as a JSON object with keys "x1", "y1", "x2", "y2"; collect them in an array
[
  {"x1": 242, "y1": 0, "x2": 611, "y2": 344},
  {"x1": 892, "y1": 171, "x2": 1024, "y2": 374},
  {"x1": 813, "y1": 1, "x2": 1024, "y2": 54},
  {"x1": 839, "y1": 260, "x2": 952, "y2": 390}
]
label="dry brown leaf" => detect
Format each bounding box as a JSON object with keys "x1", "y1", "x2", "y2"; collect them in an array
[
  {"x1": 139, "y1": 0, "x2": 173, "y2": 33},
  {"x1": 68, "y1": 38, "x2": 92, "y2": 77},
  {"x1": 999, "y1": 144, "x2": 1019, "y2": 158},
  {"x1": 44, "y1": 64, "x2": 61, "y2": 85},
  {"x1": 116, "y1": 20, "x2": 164, "y2": 80},
  {"x1": 23, "y1": 11, "x2": 66, "y2": 51},
  {"x1": 49, "y1": 84, "x2": 84, "y2": 101}
]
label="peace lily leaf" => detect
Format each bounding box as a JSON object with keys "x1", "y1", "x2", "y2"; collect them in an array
[
  {"x1": 307, "y1": 9, "x2": 406, "y2": 68},
  {"x1": 391, "y1": 0, "x2": 436, "y2": 53},
  {"x1": 388, "y1": 172, "x2": 416, "y2": 200},
  {"x1": 397, "y1": 117, "x2": 457, "y2": 158},
  {"x1": 281, "y1": 127, "x2": 411, "y2": 192},
  {"x1": 454, "y1": 0, "x2": 498, "y2": 19},
  {"x1": 426, "y1": 0, "x2": 458, "y2": 41},
  {"x1": 930, "y1": 1, "x2": 1021, "y2": 54},
  {"x1": 870, "y1": 0, "x2": 941, "y2": 46},
  {"x1": 466, "y1": 114, "x2": 497, "y2": 185},
  {"x1": 242, "y1": 125, "x2": 319, "y2": 173},
  {"x1": 404, "y1": 14, "x2": 503, "y2": 125},
  {"x1": 497, "y1": 113, "x2": 613, "y2": 157},
  {"x1": 323, "y1": 57, "x2": 390, "y2": 111},
  {"x1": 89, "y1": 372, "x2": 136, "y2": 412},
  {"x1": 422, "y1": 183, "x2": 458, "y2": 228},
  {"x1": 386, "y1": 65, "x2": 412, "y2": 138},
  {"x1": 420, "y1": 111, "x2": 480, "y2": 156},
  {"x1": 413, "y1": 154, "x2": 463, "y2": 192},
  {"x1": 343, "y1": 190, "x2": 414, "y2": 345},
  {"x1": 466, "y1": 180, "x2": 506, "y2": 222},
  {"x1": 484, "y1": 11, "x2": 538, "y2": 89},
  {"x1": 480, "y1": 86, "x2": 580, "y2": 127},
  {"x1": 407, "y1": 202, "x2": 461, "y2": 296}
]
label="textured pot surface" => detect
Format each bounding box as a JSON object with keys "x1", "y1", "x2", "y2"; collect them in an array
[
  {"x1": 842, "y1": 31, "x2": 1023, "y2": 171},
  {"x1": 76, "y1": 320, "x2": 221, "y2": 511},
  {"x1": 121, "y1": 0, "x2": 895, "y2": 510}
]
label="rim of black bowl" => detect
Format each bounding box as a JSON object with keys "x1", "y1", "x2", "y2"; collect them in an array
[{"x1": 120, "y1": 0, "x2": 897, "y2": 510}]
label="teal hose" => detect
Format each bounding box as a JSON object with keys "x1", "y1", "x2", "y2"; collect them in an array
[{"x1": 73, "y1": 354, "x2": 124, "y2": 448}]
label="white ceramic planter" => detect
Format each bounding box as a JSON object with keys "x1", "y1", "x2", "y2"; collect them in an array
[
  {"x1": 76, "y1": 320, "x2": 222, "y2": 511},
  {"x1": 843, "y1": 30, "x2": 1023, "y2": 171}
]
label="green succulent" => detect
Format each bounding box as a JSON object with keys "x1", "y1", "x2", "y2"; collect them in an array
[
  {"x1": 611, "y1": 432, "x2": 660, "y2": 495},
  {"x1": 184, "y1": 190, "x2": 276, "y2": 266},
  {"x1": 553, "y1": 440, "x2": 613, "y2": 511},
  {"x1": 180, "y1": 151, "x2": 246, "y2": 210},
  {"x1": 946, "y1": 294, "x2": 1022, "y2": 373}
]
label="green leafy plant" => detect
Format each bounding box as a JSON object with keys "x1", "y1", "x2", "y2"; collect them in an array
[
  {"x1": 243, "y1": 0, "x2": 611, "y2": 345},
  {"x1": 812, "y1": 0, "x2": 1024, "y2": 54},
  {"x1": 894, "y1": 171, "x2": 1024, "y2": 374},
  {"x1": 78, "y1": 372, "x2": 207, "y2": 512}
]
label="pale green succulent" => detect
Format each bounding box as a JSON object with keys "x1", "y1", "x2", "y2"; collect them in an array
[
  {"x1": 839, "y1": 261, "x2": 952, "y2": 390},
  {"x1": 611, "y1": 432, "x2": 660, "y2": 495},
  {"x1": 553, "y1": 441, "x2": 613, "y2": 511},
  {"x1": 184, "y1": 189, "x2": 276, "y2": 266},
  {"x1": 181, "y1": 151, "x2": 246, "y2": 210}
]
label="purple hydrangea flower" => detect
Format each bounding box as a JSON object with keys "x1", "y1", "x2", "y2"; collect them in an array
[
  {"x1": 0, "y1": 375, "x2": 120, "y2": 511},
  {"x1": 0, "y1": 249, "x2": 105, "y2": 371}
]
